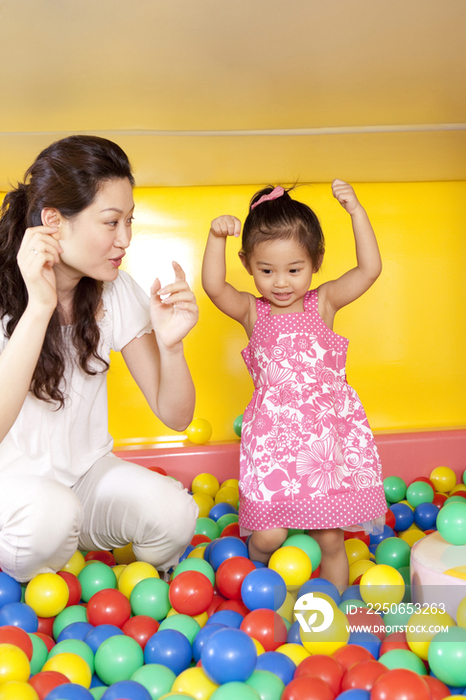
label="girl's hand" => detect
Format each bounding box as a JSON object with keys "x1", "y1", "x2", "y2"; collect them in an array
[
  {"x1": 16, "y1": 225, "x2": 62, "y2": 315},
  {"x1": 150, "y1": 261, "x2": 199, "y2": 349},
  {"x1": 210, "y1": 215, "x2": 242, "y2": 238},
  {"x1": 332, "y1": 179, "x2": 362, "y2": 216}
]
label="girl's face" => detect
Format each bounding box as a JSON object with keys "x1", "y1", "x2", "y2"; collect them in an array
[
  {"x1": 242, "y1": 237, "x2": 316, "y2": 314},
  {"x1": 53, "y1": 177, "x2": 135, "y2": 287}
]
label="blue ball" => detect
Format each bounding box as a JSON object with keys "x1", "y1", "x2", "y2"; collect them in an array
[
  {"x1": 341, "y1": 585, "x2": 363, "y2": 603},
  {"x1": 297, "y1": 578, "x2": 341, "y2": 606},
  {"x1": 389, "y1": 503, "x2": 414, "y2": 532},
  {"x1": 84, "y1": 624, "x2": 123, "y2": 653},
  {"x1": 0, "y1": 572, "x2": 22, "y2": 609},
  {"x1": 201, "y1": 627, "x2": 257, "y2": 684},
  {"x1": 57, "y1": 621, "x2": 94, "y2": 643},
  {"x1": 337, "y1": 690, "x2": 371, "y2": 699},
  {"x1": 255, "y1": 650, "x2": 296, "y2": 685},
  {"x1": 101, "y1": 680, "x2": 152, "y2": 700},
  {"x1": 206, "y1": 610, "x2": 244, "y2": 628},
  {"x1": 348, "y1": 630, "x2": 381, "y2": 659},
  {"x1": 209, "y1": 503, "x2": 238, "y2": 521},
  {"x1": 179, "y1": 544, "x2": 194, "y2": 562},
  {"x1": 208, "y1": 537, "x2": 248, "y2": 571},
  {"x1": 193, "y1": 623, "x2": 227, "y2": 662},
  {"x1": 46, "y1": 684, "x2": 93, "y2": 700},
  {"x1": 368, "y1": 543, "x2": 379, "y2": 556},
  {"x1": 90, "y1": 674, "x2": 106, "y2": 688},
  {"x1": 413, "y1": 502, "x2": 439, "y2": 531},
  {"x1": 241, "y1": 568, "x2": 287, "y2": 611},
  {"x1": 0, "y1": 601, "x2": 38, "y2": 632},
  {"x1": 286, "y1": 619, "x2": 303, "y2": 645},
  {"x1": 369, "y1": 524, "x2": 395, "y2": 546},
  {"x1": 144, "y1": 628, "x2": 192, "y2": 676}
]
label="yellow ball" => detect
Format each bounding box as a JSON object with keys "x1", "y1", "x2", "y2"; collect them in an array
[
  {"x1": 348, "y1": 559, "x2": 375, "y2": 584},
  {"x1": 345, "y1": 538, "x2": 371, "y2": 565},
  {"x1": 214, "y1": 486, "x2": 239, "y2": 507},
  {"x1": 111, "y1": 564, "x2": 127, "y2": 582},
  {"x1": 113, "y1": 542, "x2": 137, "y2": 565},
  {"x1": 188, "y1": 546, "x2": 207, "y2": 559},
  {"x1": 171, "y1": 666, "x2": 219, "y2": 700},
  {"x1": 251, "y1": 637, "x2": 265, "y2": 655},
  {"x1": 457, "y1": 597, "x2": 466, "y2": 628},
  {"x1": 193, "y1": 493, "x2": 214, "y2": 518},
  {"x1": 25, "y1": 573, "x2": 69, "y2": 618},
  {"x1": 191, "y1": 473, "x2": 219, "y2": 499},
  {"x1": 269, "y1": 546, "x2": 312, "y2": 591},
  {"x1": 276, "y1": 642, "x2": 310, "y2": 664},
  {"x1": 399, "y1": 529, "x2": 426, "y2": 547},
  {"x1": 0, "y1": 682, "x2": 39, "y2": 700},
  {"x1": 430, "y1": 466, "x2": 457, "y2": 493},
  {"x1": 399, "y1": 500, "x2": 415, "y2": 511},
  {"x1": 0, "y1": 644, "x2": 30, "y2": 684},
  {"x1": 300, "y1": 607, "x2": 349, "y2": 655},
  {"x1": 220, "y1": 479, "x2": 239, "y2": 490},
  {"x1": 186, "y1": 419, "x2": 213, "y2": 445},
  {"x1": 42, "y1": 653, "x2": 91, "y2": 688},
  {"x1": 60, "y1": 550, "x2": 86, "y2": 576},
  {"x1": 360, "y1": 564, "x2": 405, "y2": 607},
  {"x1": 450, "y1": 484, "x2": 466, "y2": 496},
  {"x1": 406, "y1": 607, "x2": 456, "y2": 659},
  {"x1": 118, "y1": 561, "x2": 159, "y2": 599},
  {"x1": 277, "y1": 591, "x2": 298, "y2": 623}
]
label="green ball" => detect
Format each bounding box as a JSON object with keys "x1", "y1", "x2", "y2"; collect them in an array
[
  {"x1": 52, "y1": 604, "x2": 88, "y2": 640},
  {"x1": 281, "y1": 533, "x2": 322, "y2": 570},
  {"x1": 47, "y1": 638, "x2": 95, "y2": 674},
  {"x1": 382, "y1": 603, "x2": 416, "y2": 631},
  {"x1": 384, "y1": 476, "x2": 407, "y2": 503},
  {"x1": 378, "y1": 648, "x2": 427, "y2": 675},
  {"x1": 195, "y1": 516, "x2": 220, "y2": 540},
  {"x1": 89, "y1": 689, "x2": 107, "y2": 700},
  {"x1": 428, "y1": 626, "x2": 466, "y2": 687},
  {"x1": 211, "y1": 681, "x2": 261, "y2": 700},
  {"x1": 130, "y1": 577, "x2": 171, "y2": 621},
  {"x1": 444, "y1": 495, "x2": 466, "y2": 505},
  {"x1": 338, "y1": 599, "x2": 369, "y2": 615},
  {"x1": 233, "y1": 414, "x2": 243, "y2": 438},
  {"x1": 436, "y1": 501, "x2": 466, "y2": 545},
  {"x1": 172, "y1": 557, "x2": 216, "y2": 586},
  {"x1": 375, "y1": 537, "x2": 411, "y2": 569},
  {"x1": 245, "y1": 670, "x2": 285, "y2": 700},
  {"x1": 406, "y1": 482, "x2": 434, "y2": 508},
  {"x1": 28, "y1": 632, "x2": 48, "y2": 675},
  {"x1": 158, "y1": 613, "x2": 201, "y2": 644},
  {"x1": 78, "y1": 561, "x2": 117, "y2": 602},
  {"x1": 398, "y1": 566, "x2": 412, "y2": 603},
  {"x1": 95, "y1": 634, "x2": 144, "y2": 685},
  {"x1": 216, "y1": 513, "x2": 239, "y2": 533},
  {"x1": 131, "y1": 662, "x2": 176, "y2": 699}
]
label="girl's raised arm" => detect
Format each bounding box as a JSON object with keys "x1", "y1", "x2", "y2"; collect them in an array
[
  {"x1": 319, "y1": 179, "x2": 382, "y2": 316},
  {"x1": 202, "y1": 215, "x2": 254, "y2": 328}
]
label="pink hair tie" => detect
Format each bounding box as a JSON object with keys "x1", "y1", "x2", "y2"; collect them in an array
[{"x1": 251, "y1": 186, "x2": 285, "y2": 210}]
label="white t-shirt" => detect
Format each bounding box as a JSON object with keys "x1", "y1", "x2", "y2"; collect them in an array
[{"x1": 0, "y1": 271, "x2": 152, "y2": 486}]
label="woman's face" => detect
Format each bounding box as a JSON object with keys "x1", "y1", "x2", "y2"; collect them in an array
[{"x1": 55, "y1": 177, "x2": 135, "y2": 285}]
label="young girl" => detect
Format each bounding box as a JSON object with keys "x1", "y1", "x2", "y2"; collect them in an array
[{"x1": 202, "y1": 180, "x2": 386, "y2": 587}]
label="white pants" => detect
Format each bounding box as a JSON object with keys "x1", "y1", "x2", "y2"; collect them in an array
[{"x1": 0, "y1": 454, "x2": 198, "y2": 582}]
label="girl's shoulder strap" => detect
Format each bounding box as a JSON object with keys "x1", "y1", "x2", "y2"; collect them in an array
[{"x1": 256, "y1": 296, "x2": 270, "y2": 318}]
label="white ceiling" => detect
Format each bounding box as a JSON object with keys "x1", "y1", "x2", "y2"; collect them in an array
[{"x1": 1, "y1": 0, "x2": 465, "y2": 188}]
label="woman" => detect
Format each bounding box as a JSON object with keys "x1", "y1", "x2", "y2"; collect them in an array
[{"x1": 0, "y1": 135, "x2": 199, "y2": 582}]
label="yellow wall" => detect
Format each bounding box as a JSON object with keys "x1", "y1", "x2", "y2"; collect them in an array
[{"x1": 2, "y1": 182, "x2": 466, "y2": 443}]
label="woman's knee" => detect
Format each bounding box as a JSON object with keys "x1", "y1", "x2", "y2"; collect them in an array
[{"x1": 252, "y1": 528, "x2": 288, "y2": 554}]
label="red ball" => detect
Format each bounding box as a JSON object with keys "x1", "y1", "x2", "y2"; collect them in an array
[
  {"x1": 341, "y1": 660, "x2": 388, "y2": 692},
  {"x1": 345, "y1": 607, "x2": 385, "y2": 641},
  {"x1": 294, "y1": 654, "x2": 343, "y2": 695},
  {"x1": 37, "y1": 616, "x2": 55, "y2": 637},
  {"x1": 409, "y1": 476, "x2": 435, "y2": 491},
  {"x1": 384, "y1": 509, "x2": 396, "y2": 530},
  {"x1": 310, "y1": 565, "x2": 321, "y2": 579},
  {"x1": 240, "y1": 608, "x2": 287, "y2": 651},
  {"x1": 423, "y1": 675, "x2": 451, "y2": 700},
  {"x1": 432, "y1": 493, "x2": 448, "y2": 509},
  {"x1": 85, "y1": 550, "x2": 116, "y2": 567},
  {"x1": 215, "y1": 556, "x2": 255, "y2": 600},
  {"x1": 32, "y1": 632, "x2": 55, "y2": 652},
  {"x1": 0, "y1": 625, "x2": 33, "y2": 660},
  {"x1": 206, "y1": 593, "x2": 226, "y2": 617},
  {"x1": 220, "y1": 523, "x2": 241, "y2": 538},
  {"x1": 86, "y1": 587, "x2": 131, "y2": 628},
  {"x1": 281, "y1": 676, "x2": 335, "y2": 700},
  {"x1": 147, "y1": 466, "x2": 167, "y2": 476},
  {"x1": 332, "y1": 644, "x2": 374, "y2": 672},
  {"x1": 168, "y1": 570, "x2": 214, "y2": 616},
  {"x1": 57, "y1": 571, "x2": 82, "y2": 607},
  {"x1": 217, "y1": 599, "x2": 250, "y2": 616},
  {"x1": 122, "y1": 614, "x2": 160, "y2": 650},
  {"x1": 344, "y1": 530, "x2": 370, "y2": 546},
  {"x1": 371, "y1": 668, "x2": 430, "y2": 700},
  {"x1": 379, "y1": 630, "x2": 410, "y2": 656},
  {"x1": 191, "y1": 534, "x2": 212, "y2": 546},
  {"x1": 28, "y1": 671, "x2": 69, "y2": 700}
]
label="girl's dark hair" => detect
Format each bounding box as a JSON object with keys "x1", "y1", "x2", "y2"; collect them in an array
[
  {"x1": 0, "y1": 135, "x2": 135, "y2": 408},
  {"x1": 241, "y1": 186, "x2": 325, "y2": 270}
]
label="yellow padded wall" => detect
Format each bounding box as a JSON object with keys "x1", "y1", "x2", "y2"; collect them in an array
[{"x1": 109, "y1": 182, "x2": 466, "y2": 445}]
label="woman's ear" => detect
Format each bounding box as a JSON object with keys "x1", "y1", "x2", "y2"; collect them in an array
[
  {"x1": 41, "y1": 208, "x2": 62, "y2": 229},
  {"x1": 314, "y1": 251, "x2": 325, "y2": 272},
  {"x1": 239, "y1": 252, "x2": 252, "y2": 274}
]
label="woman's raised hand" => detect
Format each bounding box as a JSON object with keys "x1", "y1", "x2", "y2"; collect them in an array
[
  {"x1": 150, "y1": 261, "x2": 199, "y2": 349},
  {"x1": 210, "y1": 215, "x2": 242, "y2": 238},
  {"x1": 16, "y1": 225, "x2": 62, "y2": 315},
  {"x1": 331, "y1": 179, "x2": 362, "y2": 216}
]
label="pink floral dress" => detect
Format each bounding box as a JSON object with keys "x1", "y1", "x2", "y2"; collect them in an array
[{"x1": 239, "y1": 290, "x2": 387, "y2": 533}]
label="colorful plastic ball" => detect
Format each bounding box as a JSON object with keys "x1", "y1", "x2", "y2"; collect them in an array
[
  {"x1": 206, "y1": 609, "x2": 244, "y2": 628},
  {"x1": 186, "y1": 419, "x2": 213, "y2": 445},
  {"x1": 130, "y1": 577, "x2": 171, "y2": 621},
  {"x1": 29, "y1": 670, "x2": 69, "y2": 698},
  {"x1": 346, "y1": 607, "x2": 385, "y2": 642},
  {"x1": 371, "y1": 668, "x2": 431, "y2": 700},
  {"x1": 240, "y1": 609, "x2": 288, "y2": 651},
  {"x1": 298, "y1": 604, "x2": 348, "y2": 656},
  {"x1": 345, "y1": 539, "x2": 371, "y2": 566},
  {"x1": 173, "y1": 556, "x2": 216, "y2": 586},
  {"x1": 94, "y1": 635, "x2": 144, "y2": 685},
  {"x1": 294, "y1": 654, "x2": 343, "y2": 694},
  {"x1": 201, "y1": 627, "x2": 257, "y2": 684},
  {"x1": 99, "y1": 680, "x2": 151, "y2": 700},
  {"x1": 82, "y1": 624, "x2": 122, "y2": 655},
  {"x1": 281, "y1": 676, "x2": 334, "y2": 700},
  {"x1": 422, "y1": 676, "x2": 452, "y2": 700},
  {"x1": 374, "y1": 537, "x2": 410, "y2": 569},
  {"x1": 384, "y1": 476, "x2": 407, "y2": 504},
  {"x1": 85, "y1": 551, "x2": 116, "y2": 567},
  {"x1": 436, "y1": 500, "x2": 466, "y2": 545},
  {"x1": 158, "y1": 613, "x2": 201, "y2": 644},
  {"x1": 214, "y1": 486, "x2": 239, "y2": 507},
  {"x1": 347, "y1": 631, "x2": 381, "y2": 659},
  {"x1": 240, "y1": 567, "x2": 286, "y2": 611},
  {"x1": 216, "y1": 556, "x2": 256, "y2": 600},
  {"x1": 349, "y1": 560, "x2": 375, "y2": 585},
  {"x1": 389, "y1": 503, "x2": 414, "y2": 532},
  {"x1": 47, "y1": 639, "x2": 95, "y2": 676},
  {"x1": 118, "y1": 562, "x2": 159, "y2": 600},
  {"x1": 0, "y1": 602, "x2": 38, "y2": 632},
  {"x1": 121, "y1": 615, "x2": 160, "y2": 650},
  {"x1": 169, "y1": 570, "x2": 214, "y2": 615},
  {"x1": 192, "y1": 473, "x2": 219, "y2": 499},
  {"x1": 46, "y1": 683, "x2": 94, "y2": 699},
  {"x1": 298, "y1": 578, "x2": 341, "y2": 607},
  {"x1": 171, "y1": 667, "x2": 219, "y2": 699},
  {"x1": 406, "y1": 482, "x2": 434, "y2": 508},
  {"x1": 208, "y1": 537, "x2": 248, "y2": 571},
  {"x1": 0, "y1": 626, "x2": 33, "y2": 660},
  {"x1": 57, "y1": 572, "x2": 82, "y2": 608},
  {"x1": 268, "y1": 546, "x2": 312, "y2": 592},
  {"x1": 216, "y1": 513, "x2": 239, "y2": 533},
  {"x1": 209, "y1": 503, "x2": 237, "y2": 521},
  {"x1": 28, "y1": 633, "x2": 49, "y2": 675},
  {"x1": 192, "y1": 494, "x2": 213, "y2": 518},
  {"x1": 378, "y1": 648, "x2": 426, "y2": 675},
  {"x1": 0, "y1": 681, "x2": 39, "y2": 700},
  {"x1": 369, "y1": 525, "x2": 395, "y2": 546},
  {"x1": 0, "y1": 643, "x2": 30, "y2": 683},
  {"x1": 0, "y1": 572, "x2": 22, "y2": 609},
  {"x1": 233, "y1": 414, "x2": 243, "y2": 438},
  {"x1": 143, "y1": 628, "x2": 192, "y2": 675},
  {"x1": 42, "y1": 652, "x2": 92, "y2": 688},
  {"x1": 430, "y1": 466, "x2": 457, "y2": 493},
  {"x1": 61, "y1": 551, "x2": 87, "y2": 577},
  {"x1": 113, "y1": 542, "x2": 137, "y2": 565},
  {"x1": 281, "y1": 534, "x2": 322, "y2": 570},
  {"x1": 340, "y1": 585, "x2": 364, "y2": 603},
  {"x1": 252, "y1": 650, "x2": 295, "y2": 685},
  {"x1": 130, "y1": 663, "x2": 176, "y2": 700},
  {"x1": 57, "y1": 621, "x2": 94, "y2": 643},
  {"x1": 77, "y1": 562, "x2": 116, "y2": 602},
  {"x1": 86, "y1": 588, "x2": 131, "y2": 628},
  {"x1": 427, "y1": 625, "x2": 466, "y2": 687},
  {"x1": 398, "y1": 529, "x2": 425, "y2": 547},
  {"x1": 275, "y1": 642, "x2": 309, "y2": 666},
  {"x1": 359, "y1": 564, "x2": 405, "y2": 606},
  {"x1": 333, "y1": 643, "x2": 374, "y2": 671},
  {"x1": 341, "y1": 659, "x2": 387, "y2": 692},
  {"x1": 192, "y1": 623, "x2": 226, "y2": 663},
  {"x1": 412, "y1": 501, "x2": 438, "y2": 531},
  {"x1": 245, "y1": 669, "x2": 285, "y2": 700},
  {"x1": 25, "y1": 574, "x2": 69, "y2": 619}
]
